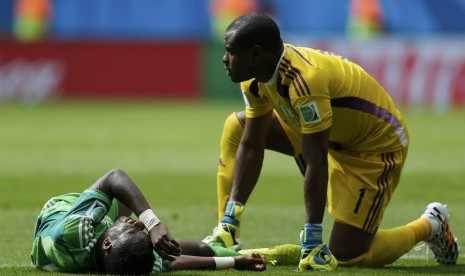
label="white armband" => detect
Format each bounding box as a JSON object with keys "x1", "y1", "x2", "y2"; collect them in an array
[
  {"x1": 213, "y1": 257, "x2": 235, "y2": 270},
  {"x1": 138, "y1": 209, "x2": 161, "y2": 231}
]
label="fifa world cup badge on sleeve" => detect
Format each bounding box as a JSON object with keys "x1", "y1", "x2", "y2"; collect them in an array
[{"x1": 299, "y1": 101, "x2": 321, "y2": 124}]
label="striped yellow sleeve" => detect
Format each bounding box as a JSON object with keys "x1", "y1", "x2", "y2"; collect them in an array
[
  {"x1": 240, "y1": 80, "x2": 273, "y2": 118},
  {"x1": 290, "y1": 66, "x2": 332, "y2": 134},
  {"x1": 293, "y1": 97, "x2": 332, "y2": 134}
]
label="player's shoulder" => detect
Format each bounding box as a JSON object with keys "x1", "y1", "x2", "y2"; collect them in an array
[
  {"x1": 240, "y1": 79, "x2": 259, "y2": 94},
  {"x1": 282, "y1": 44, "x2": 322, "y2": 74},
  {"x1": 284, "y1": 44, "x2": 319, "y2": 61},
  {"x1": 81, "y1": 188, "x2": 112, "y2": 205}
]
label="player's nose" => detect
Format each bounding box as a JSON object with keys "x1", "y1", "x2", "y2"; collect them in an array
[{"x1": 134, "y1": 220, "x2": 145, "y2": 230}]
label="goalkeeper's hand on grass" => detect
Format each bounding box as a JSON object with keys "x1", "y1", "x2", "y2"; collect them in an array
[
  {"x1": 298, "y1": 224, "x2": 337, "y2": 272},
  {"x1": 207, "y1": 219, "x2": 241, "y2": 249},
  {"x1": 204, "y1": 201, "x2": 243, "y2": 251}
]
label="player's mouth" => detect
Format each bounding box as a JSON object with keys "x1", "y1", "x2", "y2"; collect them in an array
[{"x1": 224, "y1": 65, "x2": 231, "y2": 76}]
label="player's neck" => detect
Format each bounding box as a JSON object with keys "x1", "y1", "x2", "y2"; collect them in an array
[
  {"x1": 95, "y1": 236, "x2": 106, "y2": 271},
  {"x1": 256, "y1": 47, "x2": 284, "y2": 83}
]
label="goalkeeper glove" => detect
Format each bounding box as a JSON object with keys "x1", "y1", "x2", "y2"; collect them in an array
[
  {"x1": 206, "y1": 201, "x2": 243, "y2": 250},
  {"x1": 298, "y1": 223, "x2": 337, "y2": 271}
]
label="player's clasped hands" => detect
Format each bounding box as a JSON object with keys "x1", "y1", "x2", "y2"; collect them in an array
[{"x1": 149, "y1": 222, "x2": 181, "y2": 260}]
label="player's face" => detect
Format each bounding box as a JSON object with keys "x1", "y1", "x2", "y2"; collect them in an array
[
  {"x1": 223, "y1": 30, "x2": 255, "y2": 83},
  {"x1": 108, "y1": 216, "x2": 146, "y2": 238},
  {"x1": 102, "y1": 216, "x2": 152, "y2": 259}
]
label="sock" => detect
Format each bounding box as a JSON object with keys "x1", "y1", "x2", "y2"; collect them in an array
[
  {"x1": 339, "y1": 218, "x2": 432, "y2": 267},
  {"x1": 209, "y1": 244, "x2": 242, "y2": 257},
  {"x1": 239, "y1": 244, "x2": 301, "y2": 266},
  {"x1": 216, "y1": 113, "x2": 244, "y2": 221},
  {"x1": 408, "y1": 217, "x2": 433, "y2": 241},
  {"x1": 421, "y1": 213, "x2": 440, "y2": 239}
]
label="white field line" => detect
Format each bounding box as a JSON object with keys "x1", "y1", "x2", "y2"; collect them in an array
[
  {"x1": 0, "y1": 264, "x2": 34, "y2": 268},
  {"x1": 400, "y1": 253, "x2": 465, "y2": 260},
  {"x1": 400, "y1": 242, "x2": 463, "y2": 260}
]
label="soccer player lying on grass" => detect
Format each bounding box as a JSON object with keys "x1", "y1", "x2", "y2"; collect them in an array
[{"x1": 31, "y1": 169, "x2": 265, "y2": 274}]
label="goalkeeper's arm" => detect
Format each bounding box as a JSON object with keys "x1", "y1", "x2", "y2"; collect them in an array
[{"x1": 299, "y1": 130, "x2": 337, "y2": 271}]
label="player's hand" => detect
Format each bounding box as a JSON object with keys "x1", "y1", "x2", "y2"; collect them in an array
[
  {"x1": 298, "y1": 243, "x2": 337, "y2": 271},
  {"x1": 234, "y1": 253, "x2": 266, "y2": 271},
  {"x1": 148, "y1": 222, "x2": 181, "y2": 260},
  {"x1": 298, "y1": 224, "x2": 337, "y2": 271}
]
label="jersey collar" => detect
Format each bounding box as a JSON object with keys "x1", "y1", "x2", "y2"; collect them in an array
[{"x1": 265, "y1": 48, "x2": 286, "y2": 86}]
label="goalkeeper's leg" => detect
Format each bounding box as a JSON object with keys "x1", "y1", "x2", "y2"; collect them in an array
[
  {"x1": 334, "y1": 204, "x2": 458, "y2": 267},
  {"x1": 215, "y1": 111, "x2": 296, "y2": 219},
  {"x1": 204, "y1": 111, "x2": 296, "y2": 249},
  {"x1": 216, "y1": 112, "x2": 245, "y2": 221},
  {"x1": 332, "y1": 218, "x2": 434, "y2": 267},
  {"x1": 326, "y1": 148, "x2": 455, "y2": 267}
]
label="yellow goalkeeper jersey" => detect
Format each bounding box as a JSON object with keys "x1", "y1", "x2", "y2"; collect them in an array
[{"x1": 241, "y1": 44, "x2": 409, "y2": 153}]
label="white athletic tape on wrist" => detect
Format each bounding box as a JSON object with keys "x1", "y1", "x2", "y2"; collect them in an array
[
  {"x1": 139, "y1": 209, "x2": 161, "y2": 231},
  {"x1": 213, "y1": 257, "x2": 235, "y2": 270}
]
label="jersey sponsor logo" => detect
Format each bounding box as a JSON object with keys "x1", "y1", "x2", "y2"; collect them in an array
[
  {"x1": 299, "y1": 101, "x2": 321, "y2": 123},
  {"x1": 278, "y1": 103, "x2": 299, "y2": 125},
  {"x1": 279, "y1": 103, "x2": 294, "y2": 118}
]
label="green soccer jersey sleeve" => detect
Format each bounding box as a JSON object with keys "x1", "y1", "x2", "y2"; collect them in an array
[{"x1": 31, "y1": 188, "x2": 118, "y2": 272}]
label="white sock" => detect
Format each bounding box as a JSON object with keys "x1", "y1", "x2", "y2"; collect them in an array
[{"x1": 422, "y1": 214, "x2": 440, "y2": 238}]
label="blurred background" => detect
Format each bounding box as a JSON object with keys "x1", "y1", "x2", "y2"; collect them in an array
[
  {"x1": 1, "y1": 2, "x2": 465, "y2": 272},
  {"x1": 0, "y1": 0, "x2": 465, "y2": 110}
]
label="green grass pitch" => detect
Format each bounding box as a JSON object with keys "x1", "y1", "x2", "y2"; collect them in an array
[{"x1": 0, "y1": 100, "x2": 464, "y2": 275}]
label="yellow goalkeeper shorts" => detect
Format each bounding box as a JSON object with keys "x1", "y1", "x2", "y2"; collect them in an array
[
  {"x1": 276, "y1": 111, "x2": 408, "y2": 235},
  {"x1": 327, "y1": 147, "x2": 407, "y2": 234}
]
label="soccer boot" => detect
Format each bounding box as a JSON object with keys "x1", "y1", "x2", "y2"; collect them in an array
[
  {"x1": 422, "y1": 202, "x2": 459, "y2": 265},
  {"x1": 298, "y1": 243, "x2": 337, "y2": 271},
  {"x1": 239, "y1": 244, "x2": 301, "y2": 266}
]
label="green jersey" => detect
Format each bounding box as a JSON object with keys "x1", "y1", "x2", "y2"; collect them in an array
[{"x1": 31, "y1": 188, "x2": 118, "y2": 272}]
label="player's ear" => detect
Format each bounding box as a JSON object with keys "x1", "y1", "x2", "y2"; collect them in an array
[
  {"x1": 251, "y1": 44, "x2": 263, "y2": 57},
  {"x1": 250, "y1": 44, "x2": 265, "y2": 62},
  {"x1": 102, "y1": 238, "x2": 112, "y2": 251}
]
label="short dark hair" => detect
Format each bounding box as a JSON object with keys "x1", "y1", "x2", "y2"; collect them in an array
[
  {"x1": 103, "y1": 232, "x2": 154, "y2": 275},
  {"x1": 226, "y1": 13, "x2": 282, "y2": 52}
]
